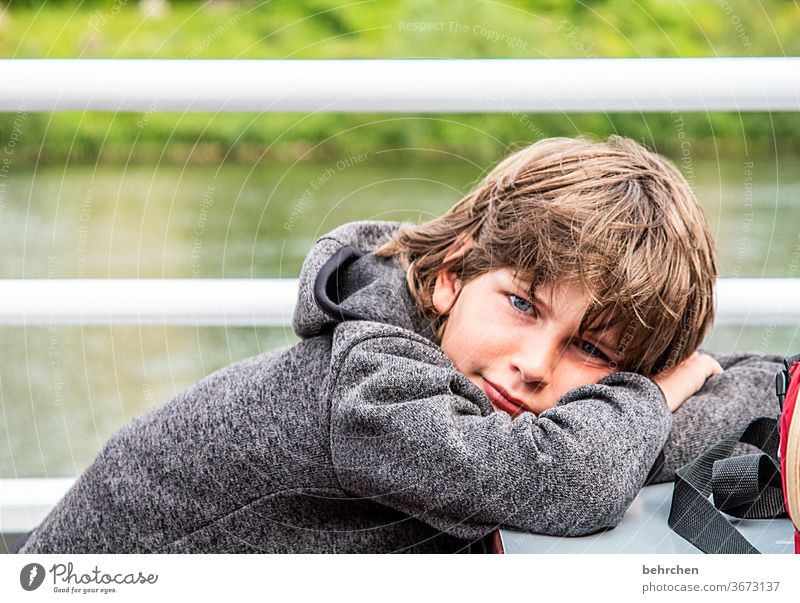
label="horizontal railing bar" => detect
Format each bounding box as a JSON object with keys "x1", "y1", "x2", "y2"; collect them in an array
[
  {"x1": 715, "y1": 278, "x2": 800, "y2": 325},
  {"x1": 0, "y1": 279, "x2": 297, "y2": 326},
  {"x1": 0, "y1": 478, "x2": 75, "y2": 534},
  {"x1": 2, "y1": 58, "x2": 799, "y2": 113},
  {"x1": 0, "y1": 278, "x2": 796, "y2": 326}
]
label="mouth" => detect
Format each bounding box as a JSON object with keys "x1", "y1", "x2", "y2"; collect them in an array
[{"x1": 482, "y1": 377, "x2": 528, "y2": 416}]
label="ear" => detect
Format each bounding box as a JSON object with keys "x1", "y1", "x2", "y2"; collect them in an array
[{"x1": 431, "y1": 234, "x2": 473, "y2": 315}]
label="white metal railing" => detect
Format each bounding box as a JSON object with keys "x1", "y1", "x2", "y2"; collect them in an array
[
  {"x1": 0, "y1": 279, "x2": 297, "y2": 326},
  {"x1": 0, "y1": 278, "x2": 797, "y2": 326},
  {"x1": 0, "y1": 479, "x2": 75, "y2": 535},
  {"x1": 2, "y1": 58, "x2": 800, "y2": 113}
]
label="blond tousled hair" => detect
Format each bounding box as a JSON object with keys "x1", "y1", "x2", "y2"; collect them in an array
[{"x1": 372, "y1": 135, "x2": 717, "y2": 377}]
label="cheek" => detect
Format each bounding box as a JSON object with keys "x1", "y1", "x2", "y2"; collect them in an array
[
  {"x1": 447, "y1": 327, "x2": 494, "y2": 364},
  {"x1": 440, "y1": 322, "x2": 478, "y2": 371},
  {"x1": 441, "y1": 318, "x2": 507, "y2": 372},
  {"x1": 554, "y1": 362, "x2": 612, "y2": 392}
]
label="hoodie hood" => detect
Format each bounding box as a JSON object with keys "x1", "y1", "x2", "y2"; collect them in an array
[{"x1": 292, "y1": 220, "x2": 437, "y2": 343}]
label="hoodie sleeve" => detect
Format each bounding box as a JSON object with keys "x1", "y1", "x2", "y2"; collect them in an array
[
  {"x1": 646, "y1": 349, "x2": 785, "y2": 484},
  {"x1": 327, "y1": 331, "x2": 672, "y2": 541}
]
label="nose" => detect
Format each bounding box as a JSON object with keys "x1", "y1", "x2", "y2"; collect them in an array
[{"x1": 511, "y1": 328, "x2": 562, "y2": 386}]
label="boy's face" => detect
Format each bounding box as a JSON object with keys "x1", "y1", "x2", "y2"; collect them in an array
[{"x1": 432, "y1": 242, "x2": 623, "y2": 417}]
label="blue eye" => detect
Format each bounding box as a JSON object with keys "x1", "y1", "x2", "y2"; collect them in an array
[
  {"x1": 578, "y1": 341, "x2": 607, "y2": 360},
  {"x1": 508, "y1": 294, "x2": 535, "y2": 315}
]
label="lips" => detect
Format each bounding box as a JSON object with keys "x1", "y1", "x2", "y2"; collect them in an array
[{"x1": 482, "y1": 378, "x2": 527, "y2": 416}]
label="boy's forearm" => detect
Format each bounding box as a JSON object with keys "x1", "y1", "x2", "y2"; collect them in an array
[
  {"x1": 329, "y1": 330, "x2": 672, "y2": 539},
  {"x1": 646, "y1": 349, "x2": 784, "y2": 484}
]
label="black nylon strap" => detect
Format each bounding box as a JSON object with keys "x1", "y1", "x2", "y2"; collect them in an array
[
  {"x1": 711, "y1": 454, "x2": 784, "y2": 519},
  {"x1": 668, "y1": 416, "x2": 784, "y2": 554}
]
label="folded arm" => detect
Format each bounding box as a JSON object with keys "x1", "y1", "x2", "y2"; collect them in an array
[
  {"x1": 327, "y1": 330, "x2": 672, "y2": 541},
  {"x1": 646, "y1": 349, "x2": 785, "y2": 484}
]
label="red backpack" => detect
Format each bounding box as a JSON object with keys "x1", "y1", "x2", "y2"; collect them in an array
[{"x1": 778, "y1": 355, "x2": 800, "y2": 553}]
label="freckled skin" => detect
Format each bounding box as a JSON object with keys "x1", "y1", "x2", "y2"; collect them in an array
[{"x1": 432, "y1": 246, "x2": 622, "y2": 416}]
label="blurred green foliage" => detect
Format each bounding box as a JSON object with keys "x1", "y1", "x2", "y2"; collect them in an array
[{"x1": 0, "y1": 0, "x2": 798, "y2": 164}]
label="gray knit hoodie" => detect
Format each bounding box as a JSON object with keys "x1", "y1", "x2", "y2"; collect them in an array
[{"x1": 17, "y1": 220, "x2": 784, "y2": 553}]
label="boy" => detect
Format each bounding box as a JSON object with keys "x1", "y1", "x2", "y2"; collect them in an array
[{"x1": 16, "y1": 136, "x2": 784, "y2": 553}]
